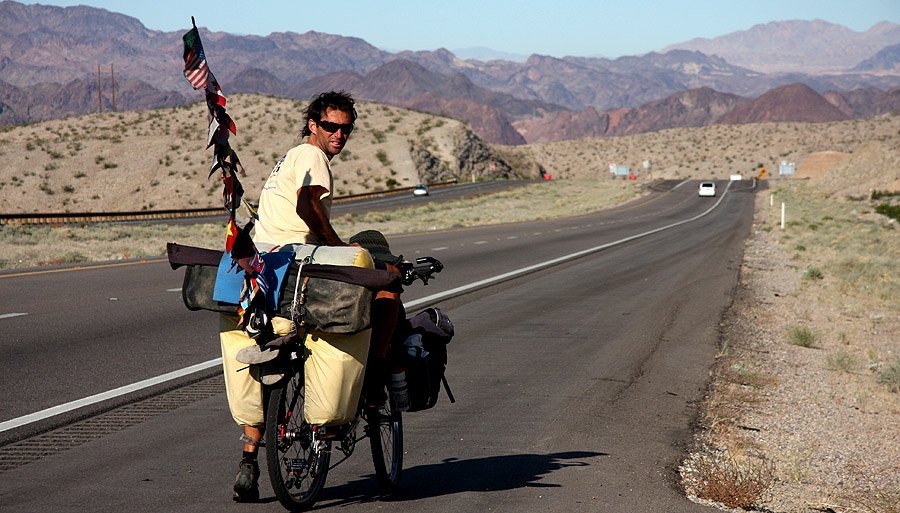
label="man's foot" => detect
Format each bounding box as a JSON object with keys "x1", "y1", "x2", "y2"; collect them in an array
[{"x1": 232, "y1": 458, "x2": 260, "y2": 502}]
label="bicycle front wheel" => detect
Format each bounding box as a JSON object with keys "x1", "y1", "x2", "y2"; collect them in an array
[
  {"x1": 365, "y1": 396, "x2": 403, "y2": 488},
  {"x1": 265, "y1": 371, "x2": 330, "y2": 511}
]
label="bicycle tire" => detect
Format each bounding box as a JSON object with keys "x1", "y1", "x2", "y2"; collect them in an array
[
  {"x1": 365, "y1": 396, "x2": 403, "y2": 488},
  {"x1": 265, "y1": 371, "x2": 330, "y2": 511}
]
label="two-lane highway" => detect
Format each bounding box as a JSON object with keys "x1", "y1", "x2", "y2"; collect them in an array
[{"x1": 0, "y1": 179, "x2": 756, "y2": 512}]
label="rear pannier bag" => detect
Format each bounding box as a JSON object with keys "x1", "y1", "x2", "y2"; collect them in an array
[
  {"x1": 398, "y1": 307, "x2": 455, "y2": 412},
  {"x1": 167, "y1": 243, "x2": 237, "y2": 313}
]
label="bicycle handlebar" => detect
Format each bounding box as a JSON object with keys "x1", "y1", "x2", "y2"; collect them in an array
[{"x1": 397, "y1": 256, "x2": 443, "y2": 286}]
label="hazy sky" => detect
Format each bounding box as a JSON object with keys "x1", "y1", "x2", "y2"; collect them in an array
[{"x1": 22, "y1": 0, "x2": 900, "y2": 58}]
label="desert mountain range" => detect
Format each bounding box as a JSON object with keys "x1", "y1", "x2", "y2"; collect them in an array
[{"x1": 1, "y1": 0, "x2": 899, "y2": 144}]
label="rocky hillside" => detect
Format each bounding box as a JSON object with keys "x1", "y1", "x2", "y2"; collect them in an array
[
  {"x1": 719, "y1": 83, "x2": 850, "y2": 124},
  {"x1": 506, "y1": 114, "x2": 900, "y2": 188},
  {"x1": 665, "y1": 19, "x2": 900, "y2": 73},
  {"x1": 513, "y1": 84, "x2": 900, "y2": 143},
  {"x1": 0, "y1": 95, "x2": 528, "y2": 214}
]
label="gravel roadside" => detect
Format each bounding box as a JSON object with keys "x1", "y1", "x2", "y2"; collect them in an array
[{"x1": 681, "y1": 185, "x2": 899, "y2": 513}]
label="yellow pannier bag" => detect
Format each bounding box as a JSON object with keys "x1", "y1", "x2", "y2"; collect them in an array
[
  {"x1": 303, "y1": 330, "x2": 371, "y2": 425},
  {"x1": 296, "y1": 245, "x2": 374, "y2": 425}
]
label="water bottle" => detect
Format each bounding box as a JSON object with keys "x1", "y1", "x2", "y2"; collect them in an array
[{"x1": 389, "y1": 371, "x2": 409, "y2": 412}]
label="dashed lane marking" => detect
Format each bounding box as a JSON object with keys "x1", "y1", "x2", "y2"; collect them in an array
[{"x1": 0, "y1": 313, "x2": 27, "y2": 320}]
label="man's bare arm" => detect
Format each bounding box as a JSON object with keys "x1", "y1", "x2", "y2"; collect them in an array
[{"x1": 296, "y1": 185, "x2": 345, "y2": 246}]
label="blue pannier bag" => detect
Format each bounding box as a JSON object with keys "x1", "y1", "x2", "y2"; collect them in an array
[{"x1": 399, "y1": 307, "x2": 455, "y2": 412}]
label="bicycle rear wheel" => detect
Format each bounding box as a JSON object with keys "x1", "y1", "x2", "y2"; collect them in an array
[
  {"x1": 365, "y1": 396, "x2": 403, "y2": 488},
  {"x1": 265, "y1": 371, "x2": 330, "y2": 511}
]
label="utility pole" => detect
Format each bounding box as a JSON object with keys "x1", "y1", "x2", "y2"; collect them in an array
[{"x1": 97, "y1": 63, "x2": 116, "y2": 113}]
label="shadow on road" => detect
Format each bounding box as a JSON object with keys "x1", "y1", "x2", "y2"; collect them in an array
[{"x1": 309, "y1": 450, "x2": 608, "y2": 508}]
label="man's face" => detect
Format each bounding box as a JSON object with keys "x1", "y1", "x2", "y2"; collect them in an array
[{"x1": 308, "y1": 107, "x2": 353, "y2": 159}]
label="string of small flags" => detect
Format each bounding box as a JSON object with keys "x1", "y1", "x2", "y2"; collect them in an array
[{"x1": 181, "y1": 17, "x2": 269, "y2": 324}]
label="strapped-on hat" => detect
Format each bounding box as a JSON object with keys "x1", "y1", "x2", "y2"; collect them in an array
[{"x1": 349, "y1": 230, "x2": 403, "y2": 266}]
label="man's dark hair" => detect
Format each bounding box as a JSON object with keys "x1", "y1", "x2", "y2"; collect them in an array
[{"x1": 302, "y1": 90, "x2": 357, "y2": 137}]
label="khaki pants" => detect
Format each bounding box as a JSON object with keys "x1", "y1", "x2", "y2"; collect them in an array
[{"x1": 219, "y1": 315, "x2": 294, "y2": 427}]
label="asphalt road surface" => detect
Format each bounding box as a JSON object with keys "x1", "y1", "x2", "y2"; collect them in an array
[{"x1": 0, "y1": 179, "x2": 756, "y2": 512}]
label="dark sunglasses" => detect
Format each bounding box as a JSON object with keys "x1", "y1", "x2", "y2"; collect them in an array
[{"x1": 316, "y1": 119, "x2": 354, "y2": 134}]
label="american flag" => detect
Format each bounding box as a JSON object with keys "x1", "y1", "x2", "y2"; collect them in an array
[
  {"x1": 182, "y1": 24, "x2": 209, "y2": 90},
  {"x1": 182, "y1": 17, "x2": 268, "y2": 327}
]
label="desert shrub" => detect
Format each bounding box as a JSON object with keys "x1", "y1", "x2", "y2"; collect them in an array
[
  {"x1": 685, "y1": 452, "x2": 774, "y2": 509},
  {"x1": 824, "y1": 349, "x2": 858, "y2": 373},
  {"x1": 802, "y1": 267, "x2": 824, "y2": 281},
  {"x1": 876, "y1": 359, "x2": 900, "y2": 393},
  {"x1": 370, "y1": 129, "x2": 386, "y2": 143},
  {"x1": 874, "y1": 203, "x2": 900, "y2": 222},
  {"x1": 375, "y1": 150, "x2": 391, "y2": 166},
  {"x1": 870, "y1": 190, "x2": 897, "y2": 201},
  {"x1": 787, "y1": 326, "x2": 817, "y2": 348}
]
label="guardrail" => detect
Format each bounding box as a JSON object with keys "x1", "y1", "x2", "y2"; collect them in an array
[{"x1": 0, "y1": 180, "x2": 458, "y2": 226}]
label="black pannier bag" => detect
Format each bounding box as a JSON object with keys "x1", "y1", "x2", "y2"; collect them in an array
[
  {"x1": 397, "y1": 307, "x2": 455, "y2": 412},
  {"x1": 167, "y1": 243, "x2": 237, "y2": 313},
  {"x1": 283, "y1": 264, "x2": 373, "y2": 335}
]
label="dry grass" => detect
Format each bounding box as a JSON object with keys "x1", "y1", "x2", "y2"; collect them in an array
[
  {"x1": 834, "y1": 464, "x2": 900, "y2": 513},
  {"x1": 682, "y1": 450, "x2": 775, "y2": 509},
  {"x1": 0, "y1": 222, "x2": 223, "y2": 268}
]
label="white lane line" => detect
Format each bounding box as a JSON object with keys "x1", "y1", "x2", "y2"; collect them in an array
[
  {"x1": 430, "y1": 247, "x2": 449, "y2": 251},
  {"x1": 0, "y1": 359, "x2": 222, "y2": 433},
  {"x1": 0, "y1": 313, "x2": 27, "y2": 320},
  {"x1": 4, "y1": 181, "x2": 736, "y2": 433},
  {"x1": 474, "y1": 241, "x2": 488, "y2": 245},
  {"x1": 506, "y1": 236, "x2": 518, "y2": 240},
  {"x1": 166, "y1": 288, "x2": 182, "y2": 292}
]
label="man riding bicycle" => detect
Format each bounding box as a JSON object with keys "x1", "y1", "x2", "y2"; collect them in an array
[{"x1": 219, "y1": 91, "x2": 402, "y2": 501}]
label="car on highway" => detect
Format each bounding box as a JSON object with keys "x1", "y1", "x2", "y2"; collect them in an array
[
  {"x1": 413, "y1": 184, "x2": 429, "y2": 197},
  {"x1": 698, "y1": 181, "x2": 716, "y2": 197}
]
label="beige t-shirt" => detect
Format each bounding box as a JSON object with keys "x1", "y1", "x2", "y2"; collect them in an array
[{"x1": 254, "y1": 143, "x2": 334, "y2": 247}]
